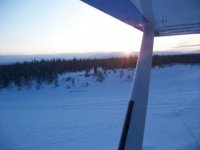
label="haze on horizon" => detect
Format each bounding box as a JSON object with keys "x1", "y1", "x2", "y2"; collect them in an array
[{"x1": 0, "y1": 0, "x2": 200, "y2": 56}]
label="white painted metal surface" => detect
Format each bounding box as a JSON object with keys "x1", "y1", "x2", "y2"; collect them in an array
[
  {"x1": 131, "y1": 0, "x2": 200, "y2": 36},
  {"x1": 125, "y1": 24, "x2": 154, "y2": 150}
]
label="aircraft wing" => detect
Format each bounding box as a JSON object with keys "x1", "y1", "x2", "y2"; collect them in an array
[{"x1": 81, "y1": 0, "x2": 200, "y2": 36}]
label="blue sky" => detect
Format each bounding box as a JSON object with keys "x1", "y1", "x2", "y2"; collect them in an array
[{"x1": 0, "y1": 0, "x2": 199, "y2": 55}]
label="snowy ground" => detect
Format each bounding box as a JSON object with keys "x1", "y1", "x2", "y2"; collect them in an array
[{"x1": 0, "y1": 64, "x2": 200, "y2": 150}]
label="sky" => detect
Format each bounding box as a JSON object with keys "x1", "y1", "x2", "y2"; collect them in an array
[{"x1": 0, "y1": 0, "x2": 200, "y2": 55}]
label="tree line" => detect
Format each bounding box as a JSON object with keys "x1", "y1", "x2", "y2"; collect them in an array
[{"x1": 0, "y1": 54, "x2": 199, "y2": 90}]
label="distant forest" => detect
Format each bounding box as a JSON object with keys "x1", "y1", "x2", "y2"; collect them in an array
[{"x1": 0, "y1": 54, "x2": 199, "y2": 90}]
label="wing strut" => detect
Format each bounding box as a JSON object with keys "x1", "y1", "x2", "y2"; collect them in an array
[{"x1": 118, "y1": 24, "x2": 154, "y2": 150}]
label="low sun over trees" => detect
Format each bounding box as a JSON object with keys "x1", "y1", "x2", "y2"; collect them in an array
[{"x1": 0, "y1": 54, "x2": 199, "y2": 90}]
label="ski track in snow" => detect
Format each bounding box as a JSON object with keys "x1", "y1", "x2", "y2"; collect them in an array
[{"x1": 0, "y1": 64, "x2": 200, "y2": 150}]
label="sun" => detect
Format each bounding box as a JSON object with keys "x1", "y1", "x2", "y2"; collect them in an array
[{"x1": 122, "y1": 50, "x2": 132, "y2": 56}]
